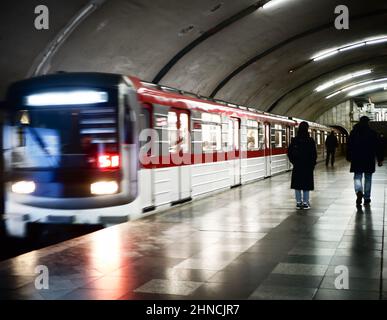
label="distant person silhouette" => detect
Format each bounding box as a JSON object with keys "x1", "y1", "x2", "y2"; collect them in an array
[
  {"x1": 287, "y1": 121, "x2": 317, "y2": 210},
  {"x1": 346, "y1": 116, "x2": 384, "y2": 206},
  {"x1": 378, "y1": 133, "x2": 387, "y2": 157},
  {"x1": 325, "y1": 131, "x2": 338, "y2": 166}
]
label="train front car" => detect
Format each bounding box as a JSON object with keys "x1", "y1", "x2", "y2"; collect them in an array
[{"x1": 3, "y1": 73, "x2": 139, "y2": 236}]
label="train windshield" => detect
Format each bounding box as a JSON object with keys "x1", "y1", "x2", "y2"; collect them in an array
[{"x1": 4, "y1": 104, "x2": 118, "y2": 170}]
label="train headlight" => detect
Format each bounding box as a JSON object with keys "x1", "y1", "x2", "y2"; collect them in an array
[
  {"x1": 11, "y1": 181, "x2": 36, "y2": 194},
  {"x1": 90, "y1": 181, "x2": 119, "y2": 195}
]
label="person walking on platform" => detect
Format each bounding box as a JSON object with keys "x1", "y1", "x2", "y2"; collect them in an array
[
  {"x1": 346, "y1": 116, "x2": 384, "y2": 206},
  {"x1": 325, "y1": 131, "x2": 338, "y2": 166},
  {"x1": 288, "y1": 121, "x2": 317, "y2": 210}
]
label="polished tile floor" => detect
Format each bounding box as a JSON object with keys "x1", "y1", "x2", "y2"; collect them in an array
[{"x1": 1, "y1": 158, "x2": 386, "y2": 300}]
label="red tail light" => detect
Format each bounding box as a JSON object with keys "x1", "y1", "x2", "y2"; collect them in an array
[{"x1": 98, "y1": 154, "x2": 120, "y2": 169}]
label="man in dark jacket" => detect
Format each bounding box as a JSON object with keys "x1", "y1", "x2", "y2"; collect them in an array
[
  {"x1": 346, "y1": 116, "x2": 384, "y2": 206},
  {"x1": 325, "y1": 131, "x2": 338, "y2": 166}
]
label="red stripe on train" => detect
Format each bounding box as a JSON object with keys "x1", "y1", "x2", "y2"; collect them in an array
[{"x1": 140, "y1": 148, "x2": 288, "y2": 169}]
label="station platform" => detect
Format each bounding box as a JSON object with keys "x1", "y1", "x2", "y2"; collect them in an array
[{"x1": 0, "y1": 158, "x2": 386, "y2": 300}]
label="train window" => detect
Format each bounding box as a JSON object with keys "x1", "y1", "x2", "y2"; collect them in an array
[
  {"x1": 290, "y1": 127, "x2": 296, "y2": 139},
  {"x1": 15, "y1": 111, "x2": 29, "y2": 147},
  {"x1": 227, "y1": 119, "x2": 235, "y2": 151},
  {"x1": 282, "y1": 126, "x2": 288, "y2": 148},
  {"x1": 180, "y1": 113, "x2": 189, "y2": 153},
  {"x1": 124, "y1": 95, "x2": 134, "y2": 144},
  {"x1": 258, "y1": 123, "x2": 264, "y2": 149},
  {"x1": 202, "y1": 112, "x2": 221, "y2": 152},
  {"x1": 168, "y1": 112, "x2": 178, "y2": 153},
  {"x1": 247, "y1": 120, "x2": 259, "y2": 150},
  {"x1": 229, "y1": 118, "x2": 240, "y2": 150},
  {"x1": 316, "y1": 131, "x2": 321, "y2": 145},
  {"x1": 272, "y1": 124, "x2": 283, "y2": 148},
  {"x1": 310, "y1": 130, "x2": 315, "y2": 141},
  {"x1": 139, "y1": 107, "x2": 151, "y2": 148},
  {"x1": 202, "y1": 113, "x2": 221, "y2": 123}
]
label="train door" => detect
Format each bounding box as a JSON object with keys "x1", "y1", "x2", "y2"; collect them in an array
[
  {"x1": 230, "y1": 117, "x2": 241, "y2": 186},
  {"x1": 286, "y1": 125, "x2": 291, "y2": 170},
  {"x1": 139, "y1": 104, "x2": 154, "y2": 211},
  {"x1": 170, "y1": 108, "x2": 191, "y2": 203},
  {"x1": 264, "y1": 123, "x2": 271, "y2": 177},
  {"x1": 289, "y1": 126, "x2": 296, "y2": 170}
]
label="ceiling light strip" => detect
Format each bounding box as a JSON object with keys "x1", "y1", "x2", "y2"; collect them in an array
[
  {"x1": 315, "y1": 69, "x2": 372, "y2": 92},
  {"x1": 325, "y1": 77, "x2": 387, "y2": 99},
  {"x1": 312, "y1": 36, "x2": 387, "y2": 62}
]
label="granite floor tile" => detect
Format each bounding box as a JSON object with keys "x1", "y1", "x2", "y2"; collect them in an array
[
  {"x1": 320, "y1": 276, "x2": 380, "y2": 292},
  {"x1": 134, "y1": 279, "x2": 203, "y2": 296},
  {"x1": 261, "y1": 274, "x2": 323, "y2": 289},
  {"x1": 190, "y1": 282, "x2": 257, "y2": 300},
  {"x1": 314, "y1": 288, "x2": 379, "y2": 300},
  {"x1": 325, "y1": 265, "x2": 381, "y2": 279},
  {"x1": 60, "y1": 288, "x2": 128, "y2": 300},
  {"x1": 272, "y1": 263, "x2": 328, "y2": 277},
  {"x1": 249, "y1": 284, "x2": 317, "y2": 300},
  {"x1": 282, "y1": 255, "x2": 333, "y2": 265}
]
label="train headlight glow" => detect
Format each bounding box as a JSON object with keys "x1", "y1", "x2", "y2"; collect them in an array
[
  {"x1": 90, "y1": 181, "x2": 119, "y2": 195},
  {"x1": 11, "y1": 181, "x2": 36, "y2": 194},
  {"x1": 25, "y1": 90, "x2": 108, "y2": 106}
]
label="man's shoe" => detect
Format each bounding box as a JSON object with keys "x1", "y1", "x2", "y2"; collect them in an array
[
  {"x1": 296, "y1": 202, "x2": 303, "y2": 210},
  {"x1": 356, "y1": 191, "x2": 363, "y2": 205},
  {"x1": 364, "y1": 199, "x2": 371, "y2": 205}
]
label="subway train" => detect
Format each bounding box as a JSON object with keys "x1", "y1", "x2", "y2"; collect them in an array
[{"x1": 2, "y1": 72, "x2": 346, "y2": 236}]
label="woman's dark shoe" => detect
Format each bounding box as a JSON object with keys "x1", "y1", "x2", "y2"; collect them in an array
[
  {"x1": 302, "y1": 202, "x2": 311, "y2": 210},
  {"x1": 364, "y1": 199, "x2": 371, "y2": 205},
  {"x1": 356, "y1": 191, "x2": 363, "y2": 206}
]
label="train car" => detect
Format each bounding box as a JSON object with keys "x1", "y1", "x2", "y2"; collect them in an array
[
  {"x1": 292, "y1": 118, "x2": 344, "y2": 163},
  {"x1": 2, "y1": 72, "x2": 344, "y2": 236}
]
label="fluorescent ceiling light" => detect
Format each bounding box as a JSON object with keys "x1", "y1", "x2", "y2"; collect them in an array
[
  {"x1": 25, "y1": 90, "x2": 108, "y2": 106},
  {"x1": 325, "y1": 77, "x2": 387, "y2": 99},
  {"x1": 315, "y1": 69, "x2": 372, "y2": 92},
  {"x1": 312, "y1": 50, "x2": 338, "y2": 62},
  {"x1": 366, "y1": 38, "x2": 387, "y2": 45},
  {"x1": 348, "y1": 83, "x2": 387, "y2": 97},
  {"x1": 338, "y1": 42, "x2": 365, "y2": 52},
  {"x1": 312, "y1": 35, "x2": 387, "y2": 62},
  {"x1": 262, "y1": 0, "x2": 293, "y2": 10},
  {"x1": 343, "y1": 78, "x2": 387, "y2": 92},
  {"x1": 325, "y1": 91, "x2": 341, "y2": 99}
]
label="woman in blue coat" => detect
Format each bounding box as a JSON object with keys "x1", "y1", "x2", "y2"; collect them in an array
[{"x1": 287, "y1": 121, "x2": 317, "y2": 210}]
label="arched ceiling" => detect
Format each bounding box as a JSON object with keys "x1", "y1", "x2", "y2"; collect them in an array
[
  {"x1": 1, "y1": 0, "x2": 387, "y2": 121},
  {"x1": 370, "y1": 91, "x2": 387, "y2": 105}
]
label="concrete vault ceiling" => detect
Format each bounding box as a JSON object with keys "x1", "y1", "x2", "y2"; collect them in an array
[
  {"x1": 1, "y1": 0, "x2": 387, "y2": 121},
  {"x1": 368, "y1": 91, "x2": 387, "y2": 105}
]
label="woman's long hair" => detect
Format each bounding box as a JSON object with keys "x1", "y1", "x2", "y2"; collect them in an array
[{"x1": 297, "y1": 121, "x2": 309, "y2": 138}]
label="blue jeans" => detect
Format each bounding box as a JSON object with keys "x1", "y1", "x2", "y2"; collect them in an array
[
  {"x1": 295, "y1": 190, "x2": 310, "y2": 204},
  {"x1": 354, "y1": 172, "x2": 372, "y2": 200}
]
